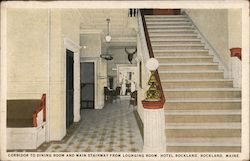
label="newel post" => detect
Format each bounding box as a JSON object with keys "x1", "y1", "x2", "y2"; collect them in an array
[{"x1": 142, "y1": 58, "x2": 166, "y2": 152}]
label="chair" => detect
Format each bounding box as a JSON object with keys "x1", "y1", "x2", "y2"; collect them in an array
[
  {"x1": 112, "y1": 87, "x2": 121, "y2": 103},
  {"x1": 104, "y1": 87, "x2": 112, "y2": 103},
  {"x1": 125, "y1": 83, "x2": 131, "y2": 95},
  {"x1": 129, "y1": 90, "x2": 137, "y2": 107}
]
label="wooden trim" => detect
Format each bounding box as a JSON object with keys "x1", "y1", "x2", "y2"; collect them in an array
[
  {"x1": 230, "y1": 48, "x2": 242, "y2": 60},
  {"x1": 133, "y1": 110, "x2": 144, "y2": 139},
  {"x1": 32, "y1": 94, "x2": 46, "y2": 127},
  {"x1": 142, "y1": 100, "x2": 165, "y2": 109},
  {"x1": 140, "y1": 10, "x2": 165, "y2": 109},
  {"x1": 140, "y1": 9, "x2": 181, "y2": 15}
]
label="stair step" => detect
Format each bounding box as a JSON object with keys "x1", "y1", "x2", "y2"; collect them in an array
[
  {"x1": 152, "y1": 43, "x2": 204, "y2": 47},
  {"x1": 159, "y1": 70, "x2": 224, "y2": 79},
  {"x1": 145, "y1": 15, "x2": 187, "y2": 18},
  {"x1": 146, "y1": 21, "x2": 192, "y2": 25},
  {"x1": 147, "y1": 25, "x2": 194, "y2": 29},
  {"x1": 166, "y1": 137, "x2": 241, "y2": 146},
  {"x1": 153, "y1": 46, "x2": 205, "y2": 50},
  {"x1": 148, "y1": 29, "x2": 195, "y2": 34},
  {"x1": 161, "y1": 78, "x2": 233, "y2": 88},
  {"x1": 154, "y1": 49, "x2": 209, "y2": 56},
  {"x1": 164, "y1": 88, "x2": 241, "y2": 99},
  {"x1": 166, "y1": 137, "x2": 241, "y2": 152},
  {"x1": 166, "y1": 129, "x2": 241, "y2": 138},
  {"x1": 150, "y1": 35, "x2": 198, "y2": 39},
  {"x1": 165, "y1": 115, "x2": 240, "y2": 123},
  {"x1": 149, "y1": 32, "x2": 197, "y2": 37},
  {"x1": 165, "y1": 122, "x2": 241, "y2": 129},
  {"x1": 145, "y1": 19, "x2": 190, "y2": 22},
  {"x1": 165, "y1": 110, "x2": 241, "y2": 116},
  {"x1": 158, "y1": 63, "x2": 218, "y2": 71},
  {"x1": 151, "y1": 41, "x2": 203, "y2": 46},
  {"x1": 164, "y1": 99, "x2": 241, "y2": 110},
  {"x1": 150, "y1": 38, "x2": 201, "y2": 42},
  {"x1": 154, "y1": 49, "x2": 208, "y2": 53},
  {"x1": 157, "y1": 56, "x2": 213, "y2": 63}
]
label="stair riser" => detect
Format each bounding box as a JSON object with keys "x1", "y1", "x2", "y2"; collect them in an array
[
  {"x1": 151, "y1": 38, "x2": 201, "y2": 42},
  {"x1": 158, "y1": 58, "x2": 213, "y2": 63},
  {"x1": 160, "y1": 73, "x2": 224, "y2": 79},
  {"x1": 150, "y1": 36, "x2": 198, "y2": 39},
  {"x1": 155, "y1": 53, "x2": 209, "y2": 57},
  {"x1": 162, "y1": 81, "x2": 233, "y2": 88},
  {"x1": 166, "y1": 146, "x2": 241, "y2": 152},
  {"x1": 148, "y1": 30, "x2": 195, "y2": 33},
  {"x1": 145, "y1": 18, "x2": 189, "y2": 21},
  {"x1": 164, "y1": 91, "x2": 241, "y2": 99},
  {"x1": 165, "y1": 115, "x2": 241, "y2": 123},
  {"x1": 147, "y1": 26, "x2": 194, "y2": 30},
  {"x1": 159, "y1": 65, "x2": 218, "y2": 71},
  {"x1": 153, "y1": 46, "x2": 205, "y2": 50},
  {"x1": 146, "y1": 18, "x2": 189, "y2": 20},
  {"x1": 146, "y1": 22, "x2": 192, "y2": 25},
  {"x1": 151, "y1": 41, "x2": 202, "y2": 45},
  {"x1": 154, "y1": 52, "x2": 209, "y2": 56},
  {"x1": 166, "y1": 129, "x2": 241, "y2": 138},
  {"x1": 164, "y1": 102, "x2": 241, "y2": 110},
  {"x1": 146, "y1": 15, "x2": 186, "y2": 17}
]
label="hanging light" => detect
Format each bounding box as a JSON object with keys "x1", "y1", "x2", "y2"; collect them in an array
[
  {"x1": 100, "y1": 18, "x2": 113, "y2": 60},
  {"x1": 105, "y1": 18, "x2": 112, "y2": 42}
]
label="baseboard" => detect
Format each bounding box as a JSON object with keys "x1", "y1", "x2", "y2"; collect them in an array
[{"x1": 133, "y1": 109, "x2": 144, "y2": 140}]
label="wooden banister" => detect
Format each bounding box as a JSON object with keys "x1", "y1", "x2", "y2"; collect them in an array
[
  {"x1": 32, "y1": 94, "x2": 46, "y2": 127},
  {"x1": 230, "y1": 48, "x2": 242, "y2": 60},
  {"x1": 141, "y1": 10, "x2": 166, "y2": 108}
]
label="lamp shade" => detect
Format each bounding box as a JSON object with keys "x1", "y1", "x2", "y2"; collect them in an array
[
  {"x1": 105, "y1": 35, "x2": 112, "y2": 42},
  {"x1": 146, "y1": 58, "x2": 159, "y2": 71}
]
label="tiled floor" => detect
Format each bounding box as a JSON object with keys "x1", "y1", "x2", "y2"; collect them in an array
[{"x1": 44, "y1": 100, "x2": 143, "y2": 152}]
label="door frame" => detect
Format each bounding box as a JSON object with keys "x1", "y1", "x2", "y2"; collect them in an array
[
  {"x1": 63, "y1": 38, "x2": 81, "y2": 127},
  {"x1": 80, "y1": 59, "x2": 97, "y2": 109},
  {"x1": 66, "y1": 49, "x2": 74, "y2": 128}
]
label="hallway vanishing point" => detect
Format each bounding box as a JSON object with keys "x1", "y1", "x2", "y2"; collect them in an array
[{"x1": 45, "y1": 99, "x2": 143, "y2": 152}]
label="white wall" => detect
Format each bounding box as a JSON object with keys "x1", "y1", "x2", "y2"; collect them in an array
[
  {"x1": 228, "y1": 9, "x2": 242, "y2": 48},
  {"x1": 80, "y1": 33, "x2": 107, "y2": 109},
  {"x1": 7, "y1": 9, "x2": 49, "y2": 99},
  {"x1": 6, "y1": 8, "x2": 81, "y2": 141},
  {"x1": 185, "y1": 9, "x2": 230, "y2": 69},
  {"x1": 108, "y1": 48, "x2": 137, "y2": 77},
  {"x1": 228, "y1": 9, "x2": 242, "y2": 88}
]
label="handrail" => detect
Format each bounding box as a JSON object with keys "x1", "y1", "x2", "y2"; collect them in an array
[{"x1": 140, "y1": 10, "x2": 166, "y2": 105}]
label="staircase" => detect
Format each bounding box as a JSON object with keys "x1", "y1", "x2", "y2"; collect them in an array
[{"x1": 144, "y1": 14, "x2": 241, "y2": 152}]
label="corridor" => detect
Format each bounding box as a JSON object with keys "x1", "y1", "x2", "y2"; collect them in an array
[{"x1": 45, "y1": 100, "x2": 143, "y2": 152}]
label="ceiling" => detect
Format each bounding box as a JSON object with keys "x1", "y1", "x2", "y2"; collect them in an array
[{"x1": 77, "y1": 9, "x2": 137, "y2": 47}]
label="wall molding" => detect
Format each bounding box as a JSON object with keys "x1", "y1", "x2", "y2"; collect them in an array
[
  {"x1": 80, "y1": 29, "x2": 103, "y2": 35},
  {"x1": 64, "y1": 37, "x2": 81, "y2": 53}
]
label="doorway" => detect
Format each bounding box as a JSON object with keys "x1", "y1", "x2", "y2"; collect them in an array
[
  {"x1": 66, "y1": 49, "x2": 74, "y2": 128},
  {"x1": 80, "y1": 62, "x2": 95, "y2": 109}
]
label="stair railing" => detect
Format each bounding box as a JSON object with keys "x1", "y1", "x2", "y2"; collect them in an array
[
  {"x1": 140, "y1": 9, "x2": 165, "y2": 106},
  {"x1": 128, "y1": 9, "x2": 138, "y2": 17},
  {"x1": 138, "y1": 10, "x2": 167, "y2": 152}
]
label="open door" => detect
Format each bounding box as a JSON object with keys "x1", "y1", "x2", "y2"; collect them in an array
[
  {"x1": 66, "y1": 49, "x2": 74, "y2": 128},
  {"x1": 80, "y1": 62, "x2": 95, "y2": 109}
]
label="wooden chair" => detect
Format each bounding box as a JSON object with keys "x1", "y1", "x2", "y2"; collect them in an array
[
  {"x1": 104, "y1": 87, "x2": 112, "y2": 103},
  {"x1": 112, "y1": 86, "x2": 121, "y2": 103},
  {"x1": 129, "y1": 90, "x2": 137, "y2": 107}
]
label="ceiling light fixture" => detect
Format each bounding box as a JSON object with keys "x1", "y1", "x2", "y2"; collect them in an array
[{"x1": 105, "y1": 18, "x2": 112, "y2": 42}]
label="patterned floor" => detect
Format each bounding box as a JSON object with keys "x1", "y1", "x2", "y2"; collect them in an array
[{"x1": 45, "y1": 100, "x2": 143, "y2": 152}]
